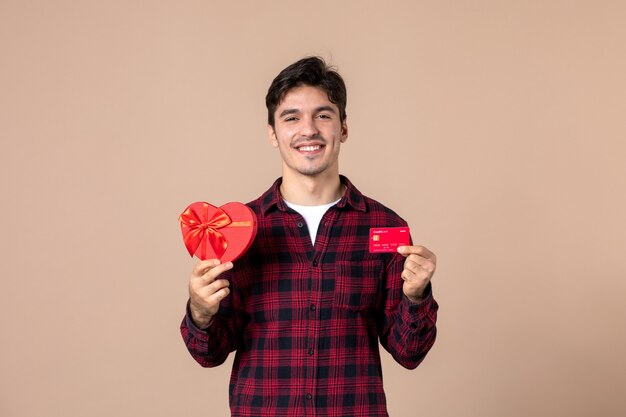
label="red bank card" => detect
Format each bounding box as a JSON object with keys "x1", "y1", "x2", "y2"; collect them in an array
[{"x1": 369, "y1": 227, "x2": 411, "y2": 253}]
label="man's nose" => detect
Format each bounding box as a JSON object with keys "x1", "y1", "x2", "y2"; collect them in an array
[{"x1": 300, "y1": 117, "x2": 319, "y2": 137}]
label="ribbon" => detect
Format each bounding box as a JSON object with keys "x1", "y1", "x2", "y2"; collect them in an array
[{"x1": 179, "y1": 203, "x2": 252, "y2": 260}]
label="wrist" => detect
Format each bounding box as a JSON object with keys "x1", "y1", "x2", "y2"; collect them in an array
[
  {"x1": 189, "y1": 304, "x2": 213, "y2": 330},
  {"x1": 406, "y1": 294, "x2": 424, "y2": 305}
]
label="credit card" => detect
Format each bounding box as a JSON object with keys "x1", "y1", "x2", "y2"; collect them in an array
[{"x1": 369, "y1": 227, "x2": 411, "y2": 253}]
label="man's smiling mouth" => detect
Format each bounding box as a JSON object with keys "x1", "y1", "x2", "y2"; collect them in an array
[{"x1": 297, "y1": 145, "x2": 323, "y2": 152}]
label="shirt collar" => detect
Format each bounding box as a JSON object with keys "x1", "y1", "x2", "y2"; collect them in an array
[{"x1": 260, "y1": 175, "x2": 366, "y2": 215}]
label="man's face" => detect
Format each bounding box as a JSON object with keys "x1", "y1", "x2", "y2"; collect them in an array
[{"x1": 268, "y1": 85, "x2": 348, "y2": 178}]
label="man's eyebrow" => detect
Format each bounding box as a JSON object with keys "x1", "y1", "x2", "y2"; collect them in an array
[
  {"x1": 315, "y1": 105, "x2": 336, "y2": 114},
  {"x1": 279, "y1": 108, "x2": 300, "y2": 118}
]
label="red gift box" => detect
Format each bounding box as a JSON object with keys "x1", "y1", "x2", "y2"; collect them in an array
[{"x1": 179, "y1": 202, "x2": 257, "y2": 263}]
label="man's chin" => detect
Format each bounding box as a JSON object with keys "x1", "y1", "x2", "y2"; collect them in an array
[
  {"x1": 296, "y1": 165, "x2": 327, "y2": 176},
  {"x1": 284, "y1": 160, "x2": 336, "y2": 178}
]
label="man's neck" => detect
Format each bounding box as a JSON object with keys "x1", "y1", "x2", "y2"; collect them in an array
[{"x1": 280, "y1": 171, "x2": 344, "y2": 206}]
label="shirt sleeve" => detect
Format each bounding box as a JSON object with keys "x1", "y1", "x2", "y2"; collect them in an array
[
  {"x1": 180, "y1": 270, "x2": 243, "y2": 368},
  {"x1": 377, "y1": 253, "x2": 439, "y2": 370}
]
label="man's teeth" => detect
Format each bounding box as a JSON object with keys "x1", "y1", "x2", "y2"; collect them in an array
[{"x1": 298, "y1": 145, "x2": 321, "y2": 151}]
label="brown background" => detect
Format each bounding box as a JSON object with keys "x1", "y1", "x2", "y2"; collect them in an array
[{"x1": 1, "y1": 1, "x2": 625, "y2": 416}]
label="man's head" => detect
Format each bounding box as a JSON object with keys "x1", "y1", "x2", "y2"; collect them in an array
[
  {"x1": 266, "y1": 57, "x2": 349, "y2": 180},
  {"x1": 266, "y1": 56, "x2": 347, "y2": 128}
]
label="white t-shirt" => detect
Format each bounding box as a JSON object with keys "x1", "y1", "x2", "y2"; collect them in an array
[{"x1": 284, "y1": 198, "x2": 341, "y2": 245}]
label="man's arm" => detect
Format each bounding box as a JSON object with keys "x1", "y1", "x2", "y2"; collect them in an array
[
  {"x1": 378, "y1": 245, "x2": 438, "y2": 369},
  {"x1": 180, "y1": 259, "x2": 241, "y2": 367}
]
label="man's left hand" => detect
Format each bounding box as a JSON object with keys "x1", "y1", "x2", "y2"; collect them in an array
[{"x1": 397, "y1": 245, "x2": 437, "y2": 304}]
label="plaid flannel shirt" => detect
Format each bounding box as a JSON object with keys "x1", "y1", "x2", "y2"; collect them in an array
[{"x1": 181, "y1": 176, "x2": 438, "y2": 416}]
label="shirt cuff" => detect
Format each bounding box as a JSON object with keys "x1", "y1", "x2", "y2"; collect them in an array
[{"x1": 402, "y1": 283, "x2": 434, "y2": 321}]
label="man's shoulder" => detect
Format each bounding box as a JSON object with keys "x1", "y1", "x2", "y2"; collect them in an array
[
  {"x1": 245, "y1": 191, "x2": 272, "y2": 216},
  {"x1": 340, "y1": 175, "x2": 406, "y2": 226},
  {"x1": 245, "y1": 195, "x2": 263, "y2": 211},
  {"x1": 360, "y1": 194, "x2": 408, "y2": 227}
]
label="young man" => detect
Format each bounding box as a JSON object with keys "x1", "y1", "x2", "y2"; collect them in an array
[{"x1": 181, "y1": 57, "x2": 438, "y2": 416}]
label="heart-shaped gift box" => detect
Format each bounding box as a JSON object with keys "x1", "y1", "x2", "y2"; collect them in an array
[{"x1": 179, "y1": 202, "x2": 257, "y2": 263}]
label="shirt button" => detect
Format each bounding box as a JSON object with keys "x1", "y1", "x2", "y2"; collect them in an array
[
  {"x1": 297, "y1": 222, "x2": 304, "y2": 228},
  {"x1": 310, "y1": 304, "x2": 316, "y2": 311},
  {"x1": 312, "y1": 260, "x2": 318, "y2": 267},
  {"x1": 308, "y1": 348, "x2": 314, "y2": 355},
  {"x1": 306, "y1": 394, "x2": 313, "y2": 400}
]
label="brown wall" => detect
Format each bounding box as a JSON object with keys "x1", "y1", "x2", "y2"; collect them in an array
[{"x1": 1, "y1": 1, "x2": 625, "y2": 416}]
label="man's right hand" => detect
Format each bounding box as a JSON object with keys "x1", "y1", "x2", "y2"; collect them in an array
[{"x1": 188, "y1": 259, "x2": 233, "y2": 330}]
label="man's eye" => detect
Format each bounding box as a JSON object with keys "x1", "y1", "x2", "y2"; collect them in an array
[
  {"x1": 284, "y1": 116, "x2": 297, "y2": 122},
  {"x1": 318, "y1": 114, "x2": 331, "y2": 119}
]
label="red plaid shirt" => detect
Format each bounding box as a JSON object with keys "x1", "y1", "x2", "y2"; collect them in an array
[{"x1": 181, "y1": 176, "x2": 438, "y2": 416}]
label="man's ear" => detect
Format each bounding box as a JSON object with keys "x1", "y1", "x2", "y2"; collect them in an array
[
  {"x1": 340, "y1": 118, "x2": 348, "y2": 143},
  {"x1": 268, "y1": 124, "x2": 278, "y2": 148}
]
